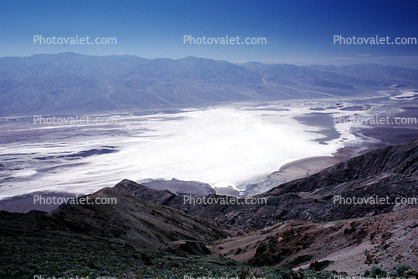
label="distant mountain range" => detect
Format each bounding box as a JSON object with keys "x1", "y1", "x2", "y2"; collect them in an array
[
  {"x1": 1, "y1": 52, "x2": 418, "y2": 116},
  {"x1": 0, "y1": 139, "x2": 417, "y2": 277}
]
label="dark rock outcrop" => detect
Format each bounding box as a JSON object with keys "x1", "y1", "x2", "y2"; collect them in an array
[{"x1": 141, "y1": 178, "x2": 216, "y2": 196}]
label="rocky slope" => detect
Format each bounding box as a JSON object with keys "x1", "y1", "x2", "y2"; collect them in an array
[
  {"x1": 0, "y1": 187, "x2": 238, "y2": 251},
  {"x1": 214, "y1": 208, "x2": 418, "y2": 274},
  {"x1": 0, "y1": 191, "x2": 78, "y2": 213},
  {"x1": 1, "y1": 138, "x2": 417, "y2": 277},
  {"x1": 114, "y1": 139, "x2": 418, "y2": 231}
]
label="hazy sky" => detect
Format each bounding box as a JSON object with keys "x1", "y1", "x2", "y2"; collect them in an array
[{"x1": 1, "y1": 0, "x2": 417, "y2": 66}]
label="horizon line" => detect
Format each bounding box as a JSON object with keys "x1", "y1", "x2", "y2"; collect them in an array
[{"x1": 1, "y1": 51, "x2": 418, "y2": 68}]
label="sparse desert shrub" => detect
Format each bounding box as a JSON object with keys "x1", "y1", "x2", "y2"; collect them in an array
[
  {"x1": 239, "y1": 267, "x2": 266, "y2": 279},
  {"x1": 368, "y1": 266, "x2": 387, "y2": 277},
  {"x1": 394, "y1": 265, "x2": 412, "y2": 277},
  {"x1": 277, "y1": 269, "x2": 304, "y2": 279}
]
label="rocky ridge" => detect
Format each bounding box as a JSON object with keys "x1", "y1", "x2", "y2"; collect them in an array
[
  {"x1": 115, "y1": 138, "x2": 418, "y2": 231},
  {"x1": 0, "y1": 138, "x2": 417, "y2": 277}
]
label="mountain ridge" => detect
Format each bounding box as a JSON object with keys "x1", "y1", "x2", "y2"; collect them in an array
[
  {"x1": 1, "y1": 53, "x2": 418, "y2": 116},
  {"x1": 0, "y1": 138, "x2": 417, "y2": 277},
  {"x1": 114, "y1": 138, "x2": 418, "y2": 231}
]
